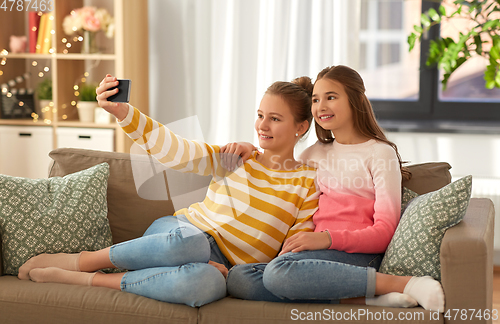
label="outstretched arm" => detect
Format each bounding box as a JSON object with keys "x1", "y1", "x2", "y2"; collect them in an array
[{"x1": 96, "y1": 74, "x2": 221, "y2": 177}]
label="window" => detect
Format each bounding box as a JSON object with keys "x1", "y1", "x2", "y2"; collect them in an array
[{"x1": 358, "y1": 0, "x2": 500, "y2": 125}]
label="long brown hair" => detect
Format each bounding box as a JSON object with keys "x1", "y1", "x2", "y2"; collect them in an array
[{"x1": 314, "y1": 65, "x2": 411, "y2": 181}]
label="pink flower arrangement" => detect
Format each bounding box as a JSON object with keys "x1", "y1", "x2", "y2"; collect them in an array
[{"x1": 63, "y1": 6, "x2": 114, "y2": 38}]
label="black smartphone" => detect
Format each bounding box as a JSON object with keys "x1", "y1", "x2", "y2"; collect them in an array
[{"x1": 108, "y1": 79, "x2": 131, "y2": 103}]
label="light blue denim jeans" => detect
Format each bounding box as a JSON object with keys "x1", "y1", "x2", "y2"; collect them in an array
[
  {"x1": 108, "y1": 215, "x2": 230, "y2": 307},
  {"x1": 226, "y1": 249, "x2": 382, "y2": 303}
]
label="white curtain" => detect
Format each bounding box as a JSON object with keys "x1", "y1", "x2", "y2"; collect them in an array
[{"x1": 148, "y1": 0, "x2": 360, "y2": 152}]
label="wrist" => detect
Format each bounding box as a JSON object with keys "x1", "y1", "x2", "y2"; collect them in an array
[
  {"x1": 323, "y1": 230, "x2": 332, "y2": 249},
  {"x1": 115, "y1": 104, "x2": 129, "y2": 122}
]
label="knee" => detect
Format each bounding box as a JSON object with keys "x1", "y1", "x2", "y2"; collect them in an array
[
  {"x1": 227, "y1": 264, "x2": 266, "y2": 300},
  {"x1": 262, "y1": 256, "x2": 289, "y2": 296},
  {"x1": 177, "y1": 264, "x2": 227, "y2": 307}
]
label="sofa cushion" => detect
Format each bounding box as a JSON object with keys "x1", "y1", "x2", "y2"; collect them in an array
[
  {"x1": 48, "y1": 148, "x2": 211, "y2": 244},
  {"x1": 0, "y1": 163, "x2": 112, "y2": 275},
  {"x1": 199, "y1": 297, "x2": 432, "y2": 324},
  {"x1": 379, "y1": 175, "x2": 472, "y2": 281},
  {"x1": 403, "y1": 162, "x2": 452, "y2": 194},
  {"x1": 0, "y1": 276, "x2": 198, "y2": 324}
]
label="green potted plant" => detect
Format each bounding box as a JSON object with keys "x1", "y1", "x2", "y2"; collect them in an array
[
  {"x1": 77, "y1": 83, "x2": 98, "y2": 123},
  {"x1": 36, "y1": 79, "x2": 52, "y2": 121},
  {"x1": 408, "y1": 0, "x2": 500, "y2": 90}
]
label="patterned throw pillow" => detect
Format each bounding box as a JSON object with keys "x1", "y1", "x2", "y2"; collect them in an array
[
  {"x1": 401, "y1": 186, "x2": 419, "y2": 215},
  {"x1": 0, "y1": 163, "x2": 113, "y2": 276},
  {"x1": 379, "y1": 175, "x2": 472, "y2": 281}
]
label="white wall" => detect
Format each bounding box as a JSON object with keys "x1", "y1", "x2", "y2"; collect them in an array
[{"x1": 387, "y1": 131, "x2": 500, "y2": 264}]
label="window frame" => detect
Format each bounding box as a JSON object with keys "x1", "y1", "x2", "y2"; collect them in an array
[{"x1": 371, "y1": 1, "x2": 500, "y2": 127}]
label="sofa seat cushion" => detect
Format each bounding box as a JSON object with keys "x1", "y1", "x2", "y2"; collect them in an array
[
  {"x1": 199, "y1": 297, "x2": 439, "y2": 324},
  {"x1": 0, "y1": 276, "x2": 198, "y2": 324}
]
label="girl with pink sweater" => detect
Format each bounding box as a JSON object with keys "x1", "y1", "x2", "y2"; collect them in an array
[{"x1": 223, "y1": 65, "x2": 445, "y2": 312}]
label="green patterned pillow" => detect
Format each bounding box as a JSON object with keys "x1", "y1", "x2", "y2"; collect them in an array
[
  {"x1": 0, "y1": 163, "x2": 112, "y2": 276},
  {"x1": 401, "y1": 187, "x2": 419, "y2": 214},
  {"x1": 379, "y1": 175, "x2": 472, "y2": 281}
]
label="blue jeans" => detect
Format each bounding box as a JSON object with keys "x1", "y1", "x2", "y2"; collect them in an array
[
  {"x1": 108, "y1": 215, "x2": 229, "y2": 307},
  {"x1": 226, "y1": 249, "x2": 382, "y2": 303}
]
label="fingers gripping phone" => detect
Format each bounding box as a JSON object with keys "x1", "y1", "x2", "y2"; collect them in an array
[{"x1": 108, "y1": 79, "x2": 131, "y2": 102}]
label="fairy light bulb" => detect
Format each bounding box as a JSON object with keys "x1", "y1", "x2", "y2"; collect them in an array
[{"x1": 32, "y1": 61, "x2": 38, "y2": 66}]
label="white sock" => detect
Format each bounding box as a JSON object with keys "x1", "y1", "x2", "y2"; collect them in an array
[
  {"x1": 18, "y1": 252, "x2": 81, "y2": 280},
  {"x1": 29, "y1": 267, "x2": 96, "y2": 286},
  {"x1": 403, "y1": 276, "x2": 445, "y2": 312},
  {"x1": 366, "y1": 292, "x2": 418, "y2": 308}
]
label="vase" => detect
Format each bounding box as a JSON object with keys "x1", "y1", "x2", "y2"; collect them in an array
[
  {"x1": 77, "y1": 101, "x2": 97, "y2": 122},
  {"x1": 82, "y1": 30, "x2": 98, "y2": 54}
]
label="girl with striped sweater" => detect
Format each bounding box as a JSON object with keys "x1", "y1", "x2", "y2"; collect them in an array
[{"x1": 18, "y1": 74, "x2": 320, "y2": 307}]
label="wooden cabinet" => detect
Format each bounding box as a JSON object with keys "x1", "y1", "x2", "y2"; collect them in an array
[{"x1": 0, "y1": 0, "x2": 149, "y2": 154}]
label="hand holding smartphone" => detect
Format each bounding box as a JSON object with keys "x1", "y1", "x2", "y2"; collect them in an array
[{"x1": 108, "y1": 79, "x2": 131, "y2": 103}]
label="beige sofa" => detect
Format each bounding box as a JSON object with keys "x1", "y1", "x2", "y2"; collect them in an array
[{"x1": 0, "y1": 148, "x2": 494, "y2": 324}]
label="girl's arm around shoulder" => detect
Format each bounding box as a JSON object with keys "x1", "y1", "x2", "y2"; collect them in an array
[{"x1": 219, "y1": 142, "x2": 258, "y2": 171}]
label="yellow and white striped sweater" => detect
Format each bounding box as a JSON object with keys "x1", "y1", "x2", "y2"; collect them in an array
[{"x1": 119, "y1": 105, "x2": 320, "y2": 265}]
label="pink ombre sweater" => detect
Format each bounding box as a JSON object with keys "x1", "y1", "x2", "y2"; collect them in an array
[{"x1": 299, "y1": 139, "x2": 401, "y2": 254}]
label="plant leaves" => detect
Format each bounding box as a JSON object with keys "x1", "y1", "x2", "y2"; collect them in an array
[
  {"x1": 428, "y1": 8, "x2": 441, "y2": 22},
  {"x1": 408, "y1": 33, "x2": 418, "y2": 51},
  {"x1": 421, "y1": 13, "x2": 431, "y2": 27},
  {"x1": 439, "y1": 4, "x2": 447, "y2": 16}
]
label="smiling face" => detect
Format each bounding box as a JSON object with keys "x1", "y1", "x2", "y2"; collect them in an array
[
  {"x1": 312, "y1": 78, "x2": 355, "y2": 136},
  {"x1": 255, "y1": 94, "x2": 303, "y2": 155}
]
